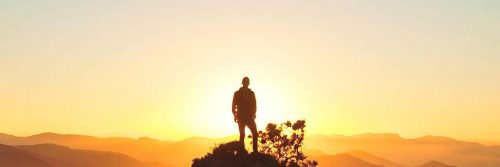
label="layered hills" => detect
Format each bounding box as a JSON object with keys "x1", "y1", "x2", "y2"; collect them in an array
[
  {"x1": 1, "y1": 132, "x2": 498, "y2": 167},
  {"x1": 0, "y1": 143, "x2": 166, "y2": 167}
]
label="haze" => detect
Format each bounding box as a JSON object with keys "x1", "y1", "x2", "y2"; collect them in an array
[{"x1": 1, "y1": 0, "x2": 499, "y2": 141}]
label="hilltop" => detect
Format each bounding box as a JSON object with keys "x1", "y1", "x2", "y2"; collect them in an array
[{"x1": 192, "y1": 141, "x2": 280, "y2": 167}]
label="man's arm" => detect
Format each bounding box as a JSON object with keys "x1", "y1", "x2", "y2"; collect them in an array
[
  {"x1": 232, "y1": 92, "x2": 237, "y2": 115},
  {"x1": 251, "y1": 91, "x2": 257, "y2": 118}
]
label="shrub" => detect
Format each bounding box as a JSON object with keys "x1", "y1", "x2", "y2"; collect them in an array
[
  {"x1": 192, "y1": 141, "x2": 280, "y2": 167},
  {"x1": 251, "y1": 120, "x2": 318, "y2": 167}
]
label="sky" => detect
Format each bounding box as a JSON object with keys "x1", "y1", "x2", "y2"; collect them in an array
[{"x1": 1, "y1": 0, "x2": 499, "y2": 141}]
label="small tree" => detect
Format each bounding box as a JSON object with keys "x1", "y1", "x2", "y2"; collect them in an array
[{"x1": 250, "y1": 120, "x2": 318, "y2": 167}]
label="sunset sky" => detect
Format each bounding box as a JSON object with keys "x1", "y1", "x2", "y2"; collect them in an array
[{"x1": 1, "y1": 0, "x2": 499, "y2": 141}]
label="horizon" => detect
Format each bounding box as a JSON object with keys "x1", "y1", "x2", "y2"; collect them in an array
[
  {"x1": 3, "y1": 131, "x2": 500, "y2": 147},
  {"x1": 2, "y1": 0, "x2": 500, "y2": 143},
  {"x1": 4, "y1": 129, "x2": 500, "y2": 167}
]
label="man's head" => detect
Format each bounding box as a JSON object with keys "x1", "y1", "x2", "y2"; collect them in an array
[{"x1": 242, "y1": 77, "x2": 250, "y2": 88}]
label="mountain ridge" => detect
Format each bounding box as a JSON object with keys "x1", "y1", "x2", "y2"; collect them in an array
[
  {"x1": 0, "y1": 143, "x2": 168, "y2": 167},
  {"x1": 416, "y1": 160, "x2": 456, "y2": 167},
  {"x1": 1, "y1": 132, "x2": 499, "y2": 167}
]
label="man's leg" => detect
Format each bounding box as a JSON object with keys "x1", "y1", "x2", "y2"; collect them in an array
[
  {"x1": 247, "y1": 120, "x2": 258, "y2": 153},
  {"x1": 238, "y1": 122, "x2": 246, "y2": 149}
]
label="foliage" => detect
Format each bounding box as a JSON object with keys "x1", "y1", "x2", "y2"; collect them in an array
[
  {"x1": 193, "y1": 120, "x2": 318, "y2": 167},
  {"x1": 251, "y1": 120, "x2": 318, "y2": 167},
  {"x1": 192, "y1": 141, "x2": 281, "y2": 167}
]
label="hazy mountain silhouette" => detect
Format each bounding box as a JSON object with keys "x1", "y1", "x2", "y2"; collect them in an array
[
  {"x1": 416, "y1": 160, "x2": 456, "y2": 167},
  {"x1": 18, "y1": 144, "x2": 167, "y2": 167},
  {"x1": 312, "y1": 154, "x2": 382, "y2": 167},
  {"x1": 0, "y1": 144, "x2": 54, "y2": 167},
  {"x1": 0, "y1": 143, "x2": 167, "y2": 167},
  {"x1": 0, "y1": 132, "x2": 176, "y2": 165},
  {"x1": 306, "y1": 133, "x2": 500, "y2": 167},
  {"x1": 304, "y1": 148, "x2": 328, "y2": 157},
  {"x1": 345, "y1": 150, "x2": 408, "y2": 167},
  {"x1": 145, "y1": 137, "x2": 223, "y2": 167},
  {"x1": 0, "y1": 133, "x2": 229, "y2": 167},
  {"x1": 2, "y1": 132, "x2": 500, "y2": 167}
]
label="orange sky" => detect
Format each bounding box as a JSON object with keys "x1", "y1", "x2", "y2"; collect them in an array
[{"x1": 1, "y1": 0, "x2": 500, "y2": 141}]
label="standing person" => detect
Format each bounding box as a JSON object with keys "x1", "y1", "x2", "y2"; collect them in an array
[{"x1": 232, "y1": 77, "x2": 258, "y2": 153}]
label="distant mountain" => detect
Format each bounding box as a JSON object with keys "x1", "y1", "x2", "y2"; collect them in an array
[
  {"x1": 312, "y1": 154, "x2": 382, "y2": 167},
  {"x1": 306, "y1": 133, "x2": 500, "y2": 167},
  {"x1": 0, "y1": 143, "x2": 167, "y2": 167},
  {"x1": 144, "y1": 137, "x2": 220, "y2": 167},
  {"x1": 0, "y1": 133, "x2": 229, "y2": 167},
  {"x1": 304, "y1": 148, "x2": 328, "y2": 157},
  {"x1": 478, "y1": 141, "x2": 500, "y2": 146},
  {"x1": 311, "y1": 151, "x2": 407, "y2": 167},
  {"x1": 0, "y1": 132, "x2": 173, "y2": 165},
  {"x1": 416, "y1": 160, "x2": 455, "y2": 167},
  {"x1": 3, "y1": 132, "x2": 500, "y2": 167},
  {"x1": 346, "y1": 150, "x2": 407, "y2": 167},
  {"x1": 0, "y1": 144, "x2": 54, "y2": 167}
]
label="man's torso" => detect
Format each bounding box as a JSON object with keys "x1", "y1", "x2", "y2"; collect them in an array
[{"x1": 234, "y1": 88, "x2": 256, "y2": 122}]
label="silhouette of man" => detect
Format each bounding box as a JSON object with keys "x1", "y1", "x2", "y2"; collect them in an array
[{"x1": 232, "y1": 77, "x2": 258, "y2": 153}]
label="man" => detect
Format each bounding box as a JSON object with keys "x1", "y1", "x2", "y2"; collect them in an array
[{"x1": 232, "y1": 77, "x2": 258, "y2": 153}]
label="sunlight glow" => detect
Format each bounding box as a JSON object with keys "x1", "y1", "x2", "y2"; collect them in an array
[{"x1": 1, "y1": 0, "x2": 499, "y2": 142}]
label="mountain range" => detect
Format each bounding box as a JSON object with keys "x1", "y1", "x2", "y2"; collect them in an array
[
  {"x1": 0, "y1": 143, "x2": 167, "y2": 167},
  {"x1": 1, "y1": 132, "x2": 498, "y2": 167},
  {"x1": 306, "y1": 133, "x2": 500, "y2": 167}
]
